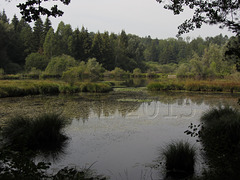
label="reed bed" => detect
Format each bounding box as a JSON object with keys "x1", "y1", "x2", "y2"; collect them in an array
[
  {"x1": 147, "y1": 79, "x2": 240, "y2": 93},
  {"x1": 0, "y1": 80, "x2": 113, "y2": 97}
]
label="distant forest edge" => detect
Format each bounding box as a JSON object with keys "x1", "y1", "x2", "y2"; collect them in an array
[{"x1": 0, "y1": 10, "x2": 240, "y2": 80}]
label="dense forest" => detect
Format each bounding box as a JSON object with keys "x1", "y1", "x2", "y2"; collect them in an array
[{"x1": 0, "y1": 10, "x2": 239, "y2": 79}]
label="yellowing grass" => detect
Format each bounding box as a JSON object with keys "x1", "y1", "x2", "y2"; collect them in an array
[{"x1": 0, "y1": 80, "x2": 112, "y2": 97}]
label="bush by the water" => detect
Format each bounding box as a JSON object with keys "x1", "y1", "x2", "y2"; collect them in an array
[
  {"x1": 161, "y1": 141, "x2": 196, "y2": 178},
  {"x1": 0, "y1": 113, "x2": 108, "y2": 180},
  {"x1": 2, "y1": 113, "x2": 69, "y2": 152},
  {"x1": 199, "y1": 106, "x2": 240, "y2": 178}
]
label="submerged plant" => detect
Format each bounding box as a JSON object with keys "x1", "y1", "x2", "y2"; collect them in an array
[{"x1": 161, "y1": 141, "x2": 196, "y2": 178}]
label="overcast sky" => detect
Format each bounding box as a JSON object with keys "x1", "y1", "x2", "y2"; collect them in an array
[{"x1": 1, "y1": 0, "x2": 235, "y2": 39}]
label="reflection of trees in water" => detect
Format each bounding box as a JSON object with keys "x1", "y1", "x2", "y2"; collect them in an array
[
  {"x1": 89, "y1": 100, "x2": 141, "y2": 119},
  {"x1": 149, "y1": 92, "x2": 240, "y2": 109},
  {"x1": 0, "y1": 92, "x2": 239, "y2": 125}
]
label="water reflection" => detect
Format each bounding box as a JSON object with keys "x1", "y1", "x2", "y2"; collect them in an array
[
  {"x1": 0, "y1": 91, "x2": 239, "y2": 124},
  {"x1": 0, "y1": 91, "x2": 239, "y2": 179}
]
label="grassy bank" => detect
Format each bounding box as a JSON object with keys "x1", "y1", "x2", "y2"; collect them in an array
[
  {"x1": 0, "y1": 80, "x2": 113, "y2": 97},
  {"x1": 147, "y1": 80, "x2": 240, "y2": 93}
]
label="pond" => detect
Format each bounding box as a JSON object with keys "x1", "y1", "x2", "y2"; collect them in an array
[{"x1": 0, "y1": 90, "x2": 239, "y2": 179}]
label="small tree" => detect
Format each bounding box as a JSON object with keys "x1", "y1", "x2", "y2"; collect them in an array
[
  {"x1": 85, "y1": 58, "x2": 105, "y2": 78},
  {"x1": 111, "y1": 67, "x2": 128, "y2": 77},
  {"x1": 45, "y1": 54, "x2": 77, "y2": 76},
  {"x1": 62, "y1": 67, "x2": 79, "y2": 86},
  {"x1": 133, "y1": 68, "x2": 141, "y2": 76},
  {"x1": 25, "y1": 53, "x2": 49, "y2": 71}
]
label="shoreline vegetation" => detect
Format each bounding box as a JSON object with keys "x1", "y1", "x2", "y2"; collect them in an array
[
  {"x1": 0, "y1": 78, "x2": 240, "y2": 98},
  {"x1": 147, "y1": 79, "x2": 240, "y2": 93},
  {"x1": 0, "y1": 80, "x2": 113, "y2": 98}
]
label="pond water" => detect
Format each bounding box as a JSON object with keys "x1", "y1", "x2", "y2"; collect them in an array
[{"x1": 0, "y1": 90, "x2": 239, "y2": 179}]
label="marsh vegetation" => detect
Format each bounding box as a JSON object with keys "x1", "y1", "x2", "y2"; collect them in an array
[{"x1": 161, "y1": 141, "x2": 196, "y2": 179}]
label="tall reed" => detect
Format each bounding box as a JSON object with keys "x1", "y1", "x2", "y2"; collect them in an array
[
  {"x1": 0, "y1": 80, "x2": 113, "y2": 97},
  {"x1": 2, "y1": 113, "x2": 69, "y2": 153},
  {"x1": 147, "y1": 80, "x2": 240, "y2": 93}
]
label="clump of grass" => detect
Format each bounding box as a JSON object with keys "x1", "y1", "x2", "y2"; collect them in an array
[
  {"x1": 79, "y1": 82, "x2": 112, "y2": 93},
  {"x1": 147, "y1": 82, "x2": 165, "y2": 91},
  {"x1": 36, "y1": 82, "x2": 60, "y2": 95},
  {"x1": 59, "y1": 84, "x2": 80, "y2": 94},
  {"x1": 2, "y1": 113, "x2": 69, "y2": 153},
  {"x1": 1, "y1": 116, "x2": 32, "y2": 149},
  {"x1": 162, "y1": 141, "x2": 196, "y2": 178},
  {"x1": 28, "y1": 113, "x2": 68, "y2": 151}
]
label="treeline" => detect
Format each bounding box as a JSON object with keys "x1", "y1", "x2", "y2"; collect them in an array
[{"x1": 0, "y1": 10, "x2": 239, "y2": 78}]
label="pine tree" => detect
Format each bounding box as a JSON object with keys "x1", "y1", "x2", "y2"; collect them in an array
[
  {"x1": 43, "y1": 28, "x2": 56, "y2": 58},
  {"x1": 33, "y1": 18, "x2": 44, "y2": 52},
  {"x1": 91, "y1": 32, "x2": 103, "y2": 63},
  {"x1": 43, "y1": 17, "x2": 52, "y2": 37}
]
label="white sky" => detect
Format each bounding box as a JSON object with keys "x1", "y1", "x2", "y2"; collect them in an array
[{"x1": 1, "y1": 0, "x2": 235, "y2": 39}]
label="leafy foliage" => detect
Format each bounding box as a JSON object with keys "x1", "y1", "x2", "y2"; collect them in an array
[
  {"x1": 16, "y1": 0, "x2": 71, "y2": 22},
  {"x1": 25, "y1": 52, "x2": 49, "y2": 71},
  {"x1": 156, "y1": 0, "x2": 240, "y2": 36},
  {"x1": 224, "y1": 35, "x2": 240, "y2": 71},
  {"x1": 185, "y1": 106, "x2": 240, "y2": 179},
  {"x1": 1, "y1": 10, "x2": 238, "y2": 78},
  {"x1": 45, "y1": 54, "x2": 77, "y2": 76}
]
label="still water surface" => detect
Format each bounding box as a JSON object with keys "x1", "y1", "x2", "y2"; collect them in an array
[{"x1": 0, "y1": 90, "x2": 239, "y2": 179}]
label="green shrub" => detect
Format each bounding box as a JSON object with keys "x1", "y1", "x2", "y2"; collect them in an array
[
  {"x1": 45, "y1": 54, "x2": 77, "y2": 76},
  {"x1": 200, "y1": 107, "x2": 240, "y2": 158},
  {"x1": 25, "y1": 53, "x2": 49, "y2": 71},
  {"x1": 162, "y1": 141, "x2": 196, "y2": 178},
  {"x1": 198, "y1": 107, "x2": 240, "y2": 179},
  {"x1": 110, "y1": 67, "x2": 129, "y2": 77}
]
